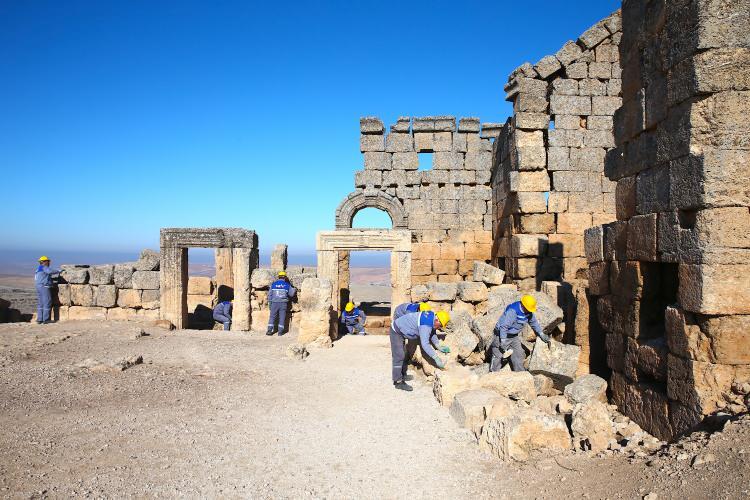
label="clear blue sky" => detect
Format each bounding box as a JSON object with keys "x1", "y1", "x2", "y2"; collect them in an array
[{"x1": 0, "y1": 0, "x2": 619, "y2": 259}]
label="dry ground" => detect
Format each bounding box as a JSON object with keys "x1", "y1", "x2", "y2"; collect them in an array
[{"x1": 0, "y1": 320, "x2": 747, "y2": 499}]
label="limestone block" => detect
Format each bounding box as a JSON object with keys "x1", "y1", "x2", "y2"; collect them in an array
[
  {"x1": 141, "y1": 290, "x2": 160, "y2": 310},
  {"x1": 385, "y1": 132, "x2": 413, "y2": 153},
  {"x1": 443, "y1": 322, "x2": 480, "y2": 360},
  {"x1": 427, "y1": 282, "x2": 458, "y2": 301},
  {"x1": 584, "y1": 130, "x2": 616, "y2": 148},
  {"x1": 363, "y1": 152, "x2": 391, "y2": 171},
  {"x1": 679, "y1": 264, "x2": 750, "y2": 315},
  {"x1": 591, "y1": 96, "x2": 621, "y2": 116},
  {"x1": 547, "y1": 147, "x2": 570, "y2": 171},
  {"x1": 466, "y1": 134, "x2": 492, "y2": 152},
  {"x1": 480, "y1": 123, "x2": 503, "y2": 139},
  {"x1": 583, "y1": 226, "x2": 604, "y2": 263},
  {"x1": 478, "y1": 371, "x2": 536, "y2": 402},
  {"x1": 556, "y1": 40, "x2": 583, "y2": 66},
  {"x1": 465, "y1": 243, "x2": 491, "y2": 260},
  {"x1": 433, "y1": 151, "x2": 463, "y2": 170},
  {"x1": 452, "y1": 133, "x2": 468, "y2": 152},
  {"x1": 548, "y1": 129, "x2": 585, "y2": 148},
  {"x1": 472, "y1": 262, "x2": 505, "y2": 285},
  {"x1": 464, "y1": 151, "x2": 492, "y2": 170},
  {"x1": 432, "y1": 259, "x2": 458, "y2": 275},
  {"x1": 479, "y1": 407, "x2": 571, "y2": 462},
  {"x1": 106, "y1": 307, "x2": 140, "y2": 321},
  {"x1": 670, "y1": 149, "x2": 750, "y2": 210},
  {"x1": 61, "y1": 266, "x2": 89, "y2": 284},
  {"x1": 511, "y1": 234, "x2": 548, "y2": 258},
  {"x1": 667, "y1": 354, "x2": 735, "y2": 416},
  {"x1": 513, "y1": 92, "x2": 548, "y2": 113},
  {"x1": 113, "y1": 264, "x2": 135, "y2": 288},
  {"x1": 578, "y1": 21, "x2": 609, "y2": 49},
  {"x1": 390, "y1": 116, "x2": 410, "y2": 133},
  {"x1": 411, "y1": 284, "x2": 430, "y2": 302},
  {"x1": 565, "y1": 62, "x2": 588, "y2": 79},
  {"x1": 557, "y1": 213, "x2": 593, "y2": 234},
  {"x1": 137, "y1": 308, "x2": 160, "y2": 320},
  {"x1": 433, "y1": 364, "x2": 479, "y2": 407},
  {"x1": 556, "y1": 115, "x2": 584, "y2": 130},
  {"x1": 360, "y1": 117, "x2": 384, "y2": 134},
  {"x1": 449, "y1": 170, "x2": 475, "y2": 184},
  {"x1": 552, "y1": 78, "x2": 578, "y2": 96},
  {"x1": 569, "y1": 193, "x2": 603, "y2": 213},
  {"x1": 188, "y1": 276, "x2": 213, "y2": 295},
  {"x1": 578, "y1": 78, "x2": 607, "y2": 96},
  {"x1": 550, "y1": 95, "x2": 591, "y2": 115},
  {"x1": 433, "y1": 132, "x2": 452, "y2": 152},
  {"x1": 509, "y1": 171, "x2": 550, "y2": 192},
  {"x1": 698, "y1": 314, "x2": 750, "y2": 365},
  {"x1": 354, "y1": 170, "x2": 382, "y2": 187},
  {"x1": 68, "y1": 306, "x2": 107, "y2": 321},
  {"x1": 458, "y1": 117, "x2": 480, "y2": 132},
  {"x1": 607, "y1": 79, "x2": 621, "y2": 96},
  {"x1": 132, "y1": 271, "x2": 160, "y2": 290},
  {"x1": 588, "y1": 61, "x2": 612, "y2": 79},
  {"x1": 457, "y1": 281, "x2": 488, "y2": 303},
  {"x1": 88, "y1": 265, "x2": 114, "y2": 285},
  {"x1": 515, "y1": 192, "x2": 548, "y2": 214},
  {"x1": 412, "y1": 243, "x2": 441, "y2": 260},
  {"x1": 423, "y1": 170, "x2": 449, "y2": 184},
  {"x1": 514, "y1": 112, "x2": 549, "y2": 130},
  {"x1": 548, "y1": 233, "x2": 584, "y2": 258},
  {"x1": 588, "y1": 261, "x2": 610, "y2": 295},
  {"x1": 564, "y1": 374, "x2": 608, "y2": 404},
  {"x1": 528, "y1": 340, "x2": 581, "y2": 390},
  {"x1": 94, "y1": 285, "x2": 117, "y2": 308},
  {"x1": 588, "y1": 115, "x2": 613, "y2": 130},
  {"x1": 450, "y1": 389, "x2": 505, "y2": 437},
  {"x1": 626, "y1": 214, "x2": 657, "y2": 261},
  {"x1": 535, "y1": 55, "x2": 561, "y2": 79},
  {"x1": 117, "y1": 289, "x2": 142, "y2": 308},
  {"x1": 570, "y1": 400, "x2": 615, "y2": 452},
  {"x1": 440, "y1": 242, "x2": 465, "y2": 260},
  {"x1": 391, "y1": 152, "x2": 418, "y2": 170},
  {"x1": 360, "y1": 134, "x2": 384, "y2": 152},
  {"x1": 55, "y1": 284, "x2": 71, "y2": 306},
  {"x1": 134, "y1": 249, "x2": 160, "y2": 272},
  {"x1": 615, "y1": 175, "x2": 636, "y2": 220},
  {"x1": 569, "y1": 148, "x2": 605, "y2": 172},
  {"x1": 603, "y1": 221, "x2": 627, "y2": 261},
  {"x1": 250, "y1": 268, "x2": 276, "y2": 290},
  {"x1": 517, "y1": 214, "x2": 555, "y2": 234},
  {"x1": 70, "y1": 284, "x2": 94, "y2": 307}
]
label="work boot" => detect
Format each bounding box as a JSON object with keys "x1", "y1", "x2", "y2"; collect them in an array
[
  {"x1": 393, "y1": 380, "x2": 413, "y2": 392},
  {"x1": 277, "y1": 330, "x2": 286, "y2": 336},
  {"x1": 266, "y1": 328, "x2": 274, "y2": 336}
]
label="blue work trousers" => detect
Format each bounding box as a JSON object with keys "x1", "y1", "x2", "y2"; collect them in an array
[
  {"x1": 269, "y1": 302, "x2": 288, "y2": 332},
  {"x1": 36, "y1": 285, "x2": 52, "y2": 323}
]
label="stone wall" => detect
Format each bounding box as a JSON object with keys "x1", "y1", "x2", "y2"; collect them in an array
[
  {"x1": 250, "y1": 266, "x2": 317, "y2": 332},
  {"x1": 54, "y1": 249, "x2": 161, "y2": 322},
  {"x1": 342, "y1": 116, "x2": 495, "y2": 285},
  {"x1": 584, "y1": 0, "x2": 750, "y2": 440},
  {"x1": 492, "y1": 11, "x2": 622, "y2": 291}
]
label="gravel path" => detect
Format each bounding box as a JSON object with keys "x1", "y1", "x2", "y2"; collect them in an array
[{"x1": 0, "y1": 320, "x2": 747, "y2": 499}]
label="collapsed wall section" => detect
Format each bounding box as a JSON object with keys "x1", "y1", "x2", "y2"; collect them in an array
[
  {"x1": 492, "y1": 11, "x2": 622, "y2": 291},
  {"x1": 343, "y1": 116, "x2": 497, "y2": 286},
  {"x1": 584, "y1": 0, "x2": 750, "y2": 440}
]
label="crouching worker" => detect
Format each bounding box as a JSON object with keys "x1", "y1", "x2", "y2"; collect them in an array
[
  {"x1": 267, "y1": 271, "x2": 296, "y2": 336},
  {"x1": 34, "y1": 256, "x2": 61, "y2": 324},
  {"x1": 489, "y1": 294, "x2": 550, "y2": 372},
  {"x1": 392, "y1": 301, "x2": 430, "y2": 321},
  {"x1": 390, "y1": 309, "x2": 451, "y2": 392},
  {"x1": 213, "y1": 300, "x2": 232, "y2": 331},
  {"x1": 340, "y1": 302, "x2": 366, "y2": 335}
]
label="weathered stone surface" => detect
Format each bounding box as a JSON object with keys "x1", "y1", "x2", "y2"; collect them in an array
[
  {"x1": 360, "y1": 117, "x2": 384, "y2": 134},
  {"x1": 564, "y1": 374, "x2": 608, "y2": 404},
  {"x1": 679, "y1": 264, "x2": 750, "y2": 315},
  {"x1": 89, "y1": 265, "x2": 114, "y2": 285},
  {"x1": 56, "y1": 284, "x2": 71, "y2": 306},
  {"x1": 444, "y1": 316, "x2": 480, "y2": 359},
  {"x1": 535, "y1": 55, "x2": 561, "y2": 79},
  {"x1": 141, "y1": 289, "x2": 160, "y2": 310},
  {"x1": 579, "y1": 21, "x2": 610, "y2": 49},
  {"x1": 250, "y1": 268, "x2": 276, "y2": 290},
  {"x1": 509, "y1": 171, "x2": 550, "y2": 192},
  {"x1": 428, "y1": 282, "x2": 458, "y2": 301},
  {"x1": 449, "y1": 389, "x2": 504, "y2": 437},
  {"x1": 117, "y1": 289, "x2": 142, "y2": 308},
  {"x1": 106, "y1": 307, "x2": 140, "y2": 321},
  {"x1": 472, "y1": 262, "x2": 505, "y2": 285},
  {"x1": 528, "y1": 340, "x2": 581, "y2": 389},
  {"x1": 113, "y1": 264, "x2": 135, "y2": 288},
  {"x1": 556, "y1": 40, "x2": 583, "y2": 66},
  {"x1": 94, "y1": 285, "x2": 117, "y2": 308},
  {"x1": 187, "y1": 276, "x2": 213, "y2": 295},
  {"x1": 533, "y1": 374, "x2": 557, "y2": 397},
  {"x1": 297, "y1": 277, "x2": 333, "y2": 345},
  {"x1": 433, "y1": 364, "x2": 479, "y2": 407},
  {"x1": 571, "y1": 400, "x2": 615, "y2": 452},
  {"x1": 360, "y1": 134, "x2": 384, "y2": 152},
  {"x1": 584, "y1": 225, "x2": 604, "y2": 263},
  {"x1": 285, "y1": 343, "x2": 309, "y2": 360},
  {"x1": 457, "y1": 281, "x2": 488, "y2": 303},
  {"x1": 131, "y1": 271, "x2": 160, "y2": 290},
  {"x1": 61, "y1": 266, "x2": 89, "y2": 285},
  {"x1": 479, "y1": 407, "x2": 571, "y2": 461},
  {"x1": 271, "y1": 244, "x2": 288, "y2": 270},
  {"x1": 68, "y1": 306, "x2": 107, "y2": 321},
  {"x1": 550, "y1": 95, "x2": 592, "y2": 115},
  {"x1": 385, "y1": 133, "x2": 413, "y2": 153},
  {"x1": 477, "y1": 371, "x2": 537, "y2": 402},
  {"x1": 70, "y1": 284, "x2": 94, "y2": 307},
  {"x1": 134, "y1": 249, "x2": 160, "y2": 272}
]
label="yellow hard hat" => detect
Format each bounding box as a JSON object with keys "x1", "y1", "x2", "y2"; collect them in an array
[
  {"x1": 436, "y1": 310, "x2": 450, "y2": 328},
  {"x1": 419, "y1": 302, "x2": 431, "y2": 312},
  {"x1": 38, "y1": 256, "x2": 50, "y2": 262},
  {"x1": 521, "y1": 295, "x2": 538, "y2": 313},
  {"x1": 278, "y1": 271, "x2": 287, "y2": 277},
  {"x1": 345, "y1": 302, "x2": 355, "y2": 312}
]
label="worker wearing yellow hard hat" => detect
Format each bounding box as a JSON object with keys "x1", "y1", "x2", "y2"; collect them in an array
[
  {"x1": 392, "y1": 301, "x2": 431, "y2": 322},
  {"x1": 489, "y1": 294, "x2": 550, "y2": 372},
  {"x1": 267, "y1": 270, "x2": 296, "y2": 336},
  {"x1": 34, "y1": 255, "x2": 62, "y2": 324},
  {"x1": 389, "y1": 307, "x2": 451, "y2": 392},
  {"x1": 340, "y1": 301, "x2": 367, "y2": 335}
]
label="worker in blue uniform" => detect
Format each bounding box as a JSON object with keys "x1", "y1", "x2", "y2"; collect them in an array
[
  {"x1": 212, "y1": 300, "x2": 233, "y2": 331},
  {"x1": 392, "y1": 301, "x2": 430, "y2": 321},
  {"x1": 489, "y1": 295, "x2": 551, "y2": 372},
  {"x1": 390, "y1": 310, "x2": 451, "y2": 391},
  {"x1": 340, "y1": 302, "x2": 367, "y2": 335},
  {"x1": 267, "y1": 271, "x2": 296, "y2": 336},
  {"x1": 34, "y1": 256, "x2": 61, "y2": 324}
]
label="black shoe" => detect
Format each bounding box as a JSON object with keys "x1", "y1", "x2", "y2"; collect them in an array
[
  {"x1": 401, "y1": 373, "x2": 414, "y2": 382},
  {"x1": 393, "y1": 381, "x2": 413, "y2": 392},
  {"x1": 277, "y1": 330, "x2": 286, "y2": 336},
  {"x1": 266, "y1": 329, "x2": 275, "y2": 336}
]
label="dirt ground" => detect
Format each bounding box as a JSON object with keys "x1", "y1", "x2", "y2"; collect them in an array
[{"x1": 0, "y1": 320, "x2": 748, "y2": 499}]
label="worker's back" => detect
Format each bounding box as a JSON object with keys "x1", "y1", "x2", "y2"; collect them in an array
[{"x1": 394, "y1": 311, "x2": 434, "y2": 338}]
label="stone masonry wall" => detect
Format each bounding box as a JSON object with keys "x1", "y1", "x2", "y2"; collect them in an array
[
  {"x1": 343, "y1": 116, "x2": 496, "y2": 285},
  {"x1": 584, "y1": 0, "x2": 750, "y2": 441},
  {"x1": 492, "y1": 10, "x2": 622, "y2": 291}
]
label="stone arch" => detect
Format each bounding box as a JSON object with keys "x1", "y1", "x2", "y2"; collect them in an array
[{"x1": 335, "y1": 189, "x2": 407, "y2": 229}]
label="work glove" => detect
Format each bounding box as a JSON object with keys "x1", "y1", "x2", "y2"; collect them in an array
[
  {"x1": 539, "y1": 334, "x2": 551, "y2": 345},
  {"x1": 434, "y1": 355, "x2": 446, "y2": 369},
  {"x1": 438, "y1": 344, "x2": 451, "y2": 354}
]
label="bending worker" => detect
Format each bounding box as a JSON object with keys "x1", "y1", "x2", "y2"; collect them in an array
[
  {"x1": 392, "y1": 301, "x2": 430, "y2": 321},
  {"x1": 212, "y1": 300, "x2": 232, "y2": 331},
  {"x1": 340, "y1": 302, "x2": 367, "y2": 335},
  {"x1": 34, "y1": 256, "x2": 61, "y2": 324},
  {"x1": 390, "y1": 309, "x2": 451, "y2": 392},
  {"x1": 267, "y1": 271, "x2": 296, "y2": 336},
  {"x1": 490, "y1": 294, "x2": 550, "y2": 372}
]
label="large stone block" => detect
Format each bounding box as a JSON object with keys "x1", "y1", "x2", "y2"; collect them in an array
[
  {"x1": 187, "y1": 276, "x2": 213, "y2": 295},
  {"x1": 517, "y1": 214, "x2": 555, "y2": 234},
  {"x1": 141, "y1": 289, "x2": 160, "y2": 310},
  {"x1": 557, "y1": 212, "x2": 593, "y2": 234},
  {"x1": 89, "y1": 265, "x2": 114, "y2": 285},
  {"x1": 363, "y1": 152, "x2": 391, "y2": 171},
  {"x1": 626, "y1": 214, "x2": 657, "y2": 261},
  {"x1": 583, "y1": 226, "x2": 604, "y2": 263},
  {"x1": 70, "y1": 284, "x2": 94, "y2": 307},
  {"x1": 509, "y1": 171, "x2": 550, "y2": 192},
  {"x1": 479, "y1": 406, "x2": 571, "y2": 461},
  {"x1": 94, "y1": 285, "x2": 117, "y2": 308},
  {"x1": 61, "y1": 266, "x2": 89, "y2": 284},
  {"x1": 679, "y1": 264, "x2": 750, "y2": 315},
  {"x1": 570, "y1": 400, "x2": 615, "y2": 452},
  {"x1": 132, "y1": 271, "x2": 160, "y2": 290},
  {"x1": 68, "y1": 306, "x2": 107, "y2": 321},
  {"x1": 550, "y1": 95, "x2": 592, "y2": 115},
  {"x1": 113, "y1": 264, "x2": 134, "y2": 288},
  {"x1": 564, "y1": 374, "x2": 608, "y2": 404},
  {"x1": 472, "y1": 262, "x2": 505, "y2": 285},
  {"x1": 360, "y1": 117, "x2": 384, "y2": 134},
  {"x1": 116, "y1": 289, "x2": 142, "y2": 308},
  {"x1": 698, "y1": 314, "x2": 750, "y2": 365},
  {"x1": 250, "y1": 268, "x2": 276, "y2": 289},
  {"x1": 106, "y1": 307, "x2": 141, "y2": 321},
  {"x1": 433, "y1": 364, "x2": 479, "y2": 407},
  {"x1": 457, "y1": 281, "x2": 488, "y2": 303},
  {"x1": 667, "y1": 354, "x2": 735, "y2": 416},
  {"x1": 427, "y1": 282, "x2": 458, "y2": 301},
  {"x1": 360, "y1": 134, "x2": 384, "y2": 152},
  {"x1": 385, "y1": 133, "x2": 413, "y2": 153},
  {"x1": 528, "y1": 340, "x2": 581, "y2": 389},
  {"x1": 56, "y1": 284, "x2": 71, "y2": 306},
  {"x1": 477, "y1": 371, "x2": 536, "y2": 402},
  {"x1": 450, "y1": 389, "x2": 505, "y2": 437},
  {"x1": 134, "y1": 249, "x2": 160, "y2": 272},
  {"x1": 511, "y1": 234, "x2": 548, "y2": 258},
  {"x1": 579, "y1": 21, "x2": 609, "y2": 48}
]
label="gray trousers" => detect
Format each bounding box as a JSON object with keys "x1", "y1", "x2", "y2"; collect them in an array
[
  {"x1": 489, "y1": 335, "x2": 525, "y2": 372},
  {"x1": 268, "y1": 301, "x2": 288, "y2": 331},
  {"x1": 36, "y1": 286, "x2": 52, "y2": 323},
  {"x1": 213, "y1": 313, "x2": 231, "y2": 330},
  {"x1": 389, "y1": 327, "x2": 418, "y2": 383},
  {"x1": 344, "y1": 322, "x2": 365, "y2": 335}
]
